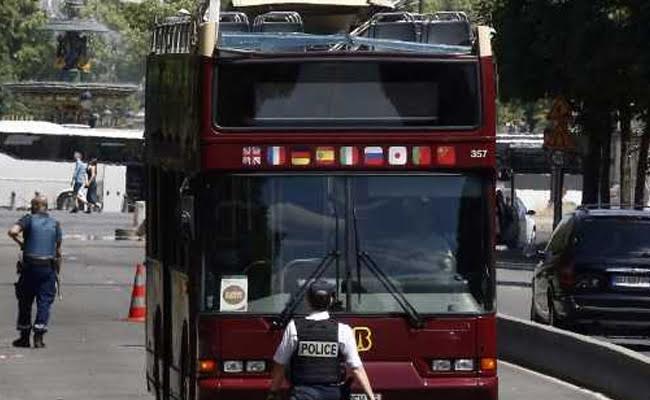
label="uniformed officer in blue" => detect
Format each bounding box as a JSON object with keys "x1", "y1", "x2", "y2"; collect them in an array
[
  {"x1": 268, "y1": 280, "x2": 375, "y2": 400},
  {"x1": 7, "y1": 195, "x2": 62, "y2": 348}
]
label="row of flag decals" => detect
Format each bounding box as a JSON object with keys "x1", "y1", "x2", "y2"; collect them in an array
[{"x1": 242, "y1": 145, "x2": 457, "y2": 167}]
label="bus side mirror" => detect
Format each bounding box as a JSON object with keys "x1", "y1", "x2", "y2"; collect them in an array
[{"x1": 180, "y1": 195, "x2": 195, "y2": 241}]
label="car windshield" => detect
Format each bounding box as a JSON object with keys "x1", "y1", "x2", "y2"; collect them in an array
[
  {"x1": 576, "y1": 218, "x2": 650, "y2": 258},
  {"x1": 199, "y1": 174, "x2": 492, "y2": 315}
]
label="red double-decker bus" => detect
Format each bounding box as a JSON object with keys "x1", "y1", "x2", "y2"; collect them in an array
[{"x1": 145, "y1": 4, "x2": 497, "y2": 400}]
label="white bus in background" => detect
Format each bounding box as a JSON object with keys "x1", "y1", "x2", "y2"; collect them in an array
[{"x1": 0, "y1": 120, "x2": 143, "y2": 212}]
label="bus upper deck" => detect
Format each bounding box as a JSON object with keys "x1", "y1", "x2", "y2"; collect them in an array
[{"x1": 145, "y1": 5, "x2": 497, "y2": 400}]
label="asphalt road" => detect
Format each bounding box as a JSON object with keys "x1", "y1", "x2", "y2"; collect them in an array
[
  {"x1": 496, "y1": 249, "x2": 650, "y2": 357},
  {"x1": 0, "y1": 210, "x2": 611, "y2": 400}
]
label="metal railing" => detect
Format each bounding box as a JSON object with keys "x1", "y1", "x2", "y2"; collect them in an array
[
  {"x1": 151, "y1": 16, "x2": 197, "y2": 55},
  {"x1": 576, "y1": 204, "x2": 650, "y2": 211}
]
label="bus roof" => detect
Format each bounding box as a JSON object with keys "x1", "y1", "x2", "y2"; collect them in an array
[
  {"x1": 232, "y1": 0, "x2": 396, "y2": 8},
  {"x1": 0, "y1": 120, "x2": 143, "y2": 140},
  {"x1": 218, "y1": 33, "x2": 473, "y2": 55}
]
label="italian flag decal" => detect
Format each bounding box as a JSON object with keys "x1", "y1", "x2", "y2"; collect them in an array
[{"x1": 340, "y1": 146, "x2": 359, "y2": 166}]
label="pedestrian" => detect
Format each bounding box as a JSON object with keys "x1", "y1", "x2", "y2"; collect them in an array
[
  {"x1": 7, "y1": 195, "x2": 62, "y2": 348},
  {"x1": 267, "y1": 280, "x2": 375, "y2": 400},
  {"x1": 85, "y1": 158, "x2": 101, "y2": 213},
  {"x1": 70, "y1": 151, "x2": 87, "y2": 213}
]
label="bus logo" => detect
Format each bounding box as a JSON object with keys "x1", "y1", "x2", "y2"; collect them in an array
[
  {"x1": 353, "y1": 327, "x2": 373, "y2": 352},
  {"x1": 222, "y1": 285, "x2": 245, "y2": 305}
]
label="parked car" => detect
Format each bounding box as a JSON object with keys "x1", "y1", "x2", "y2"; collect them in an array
[
  {"x1": 531, "y1": 207, "x2": 650, "y2": 334},
  {"x1": 496, "y1": 190, "x2": 536, "y2": 251},
  {"x1": 513, "y1": 196, "x2": 537, "y2": 252}
]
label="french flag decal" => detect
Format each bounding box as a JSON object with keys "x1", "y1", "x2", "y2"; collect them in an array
[{"x1": 267, "y1": 146, "x2": 286, "y2": 166}]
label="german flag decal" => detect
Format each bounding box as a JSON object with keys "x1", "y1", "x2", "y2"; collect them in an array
[{"x1": 291, "y1": 148, "x2": 311, "y2": 166}]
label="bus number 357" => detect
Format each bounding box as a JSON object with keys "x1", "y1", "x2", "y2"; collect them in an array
[{"x1": 470, "y1": 149, "x2": 488, "y2": 158}]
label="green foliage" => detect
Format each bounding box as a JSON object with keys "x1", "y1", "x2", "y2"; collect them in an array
[
  {"x1": 482, "y1": 0, "x2": 649, "y2": 106},
  {"x1": 84, "y1": 0, "x2": 197, "y2": 83},
  {"x1": 404, "y1": 0, "x2": 482, "y2": 18},
  {"x1": 0, "y1": 0, "x2": 52, "y2": 82},
  {"x1": 481, "y1": 0, "x2": 650, "y2": 203},
  {"x1": 498, "y1": 99, "x2": 549, "y2": 133}
]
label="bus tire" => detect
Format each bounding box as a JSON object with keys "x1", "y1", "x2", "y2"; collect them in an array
[
  {"x1": 180, "y1": 322, "x2": 189, "y2": 400},
  {"x1": 154, "y1": 310, "x2": 162, "y2": 400},
  {"x1": 56, "y1": 191, "x2": 76, "y2": 210}
]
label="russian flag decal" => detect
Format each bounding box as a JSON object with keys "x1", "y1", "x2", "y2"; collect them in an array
[{"x1": 364, "y1": 146, "x2": 384, "y2": 166}]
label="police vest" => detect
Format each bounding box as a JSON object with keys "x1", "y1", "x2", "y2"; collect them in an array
[
  {"x1": 290, "y1": 318, "x2": 343, "y2": 386},
  {"x1": 22, "y1": 213, "x2": 60, "y2": 259}
]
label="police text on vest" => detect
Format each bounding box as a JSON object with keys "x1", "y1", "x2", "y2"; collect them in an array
[{"x1": 297, "y1": 341, "x2": 339, "y2": 357}]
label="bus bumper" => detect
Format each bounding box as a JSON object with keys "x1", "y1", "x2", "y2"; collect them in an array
[{"x1": 198, "y1": 376, "x2": 498, "y2": 400}]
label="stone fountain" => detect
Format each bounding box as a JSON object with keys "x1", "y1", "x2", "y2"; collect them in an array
[{"x1": 2, "y1": 0, "x2": 139, "y2": 127}]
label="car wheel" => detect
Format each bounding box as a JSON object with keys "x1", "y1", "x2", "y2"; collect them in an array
[
  {"x1": 547, "y1": 290, "x2": 565, "y2": 329},
  {"x1": 530, "y1": 283, "x2": 543, "y2": 323},
  {"x1": 56, "y1": 191, "x2": 76, "y2": 210},
  {"x1": 529, "y1": 227, "x2": 537, "y2": 247}
]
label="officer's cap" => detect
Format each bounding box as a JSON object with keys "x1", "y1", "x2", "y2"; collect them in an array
[
  {"x1": 309, "y1": 280, "x2": 334, "y2": 296},
  {"x1": 307, "y1": 280, "x2": 334, "y2": 310}
]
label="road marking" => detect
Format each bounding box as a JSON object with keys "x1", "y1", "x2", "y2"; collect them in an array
[
  {"x1": 63, "y1": 234, "x2": 142, "y2": 241},
  {"x1": 500, "y1": 361, "x2": 612, "y2": 399},
  {"x1": 496, "y1": 261, "x2": 535, "y2": 271},
  {"x1": 497, "y1": 280, "x2": 532, "y2": 288}
]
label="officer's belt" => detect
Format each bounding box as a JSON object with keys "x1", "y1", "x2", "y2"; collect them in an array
[{"x1": 23, "y1": 255, "x2": 55, "y2": 267}]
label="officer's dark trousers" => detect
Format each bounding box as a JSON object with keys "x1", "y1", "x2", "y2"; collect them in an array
[
  {"x1": 15, "y1": 264, "x2": 56, "y2": 333},
  {"x1": 290, "y1": 385, "x2": 341, "y2": 400}
]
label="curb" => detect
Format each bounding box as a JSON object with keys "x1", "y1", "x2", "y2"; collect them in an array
[{"x1": 498, "y1": 314, "x2": 650, "y2": 400}]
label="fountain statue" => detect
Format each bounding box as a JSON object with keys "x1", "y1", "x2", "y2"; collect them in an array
[{"x1": 2, "y1": 0, "x2": 139, "y2": 127}]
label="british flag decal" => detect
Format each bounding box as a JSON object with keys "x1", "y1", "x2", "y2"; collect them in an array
[{"x1": 242, "y1": 146, "x2": 262, "y2": 166}]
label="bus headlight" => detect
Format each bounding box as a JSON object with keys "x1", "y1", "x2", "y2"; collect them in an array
[
  {"x1": 223, "y1": 360, "x2": 244, "y2": 373},
  {"x1": 454, "y1": 359, "x2": 475, "y2": 371},
  {"x1": 431, "y1": 359, "x2": 452, "y2": 371},
  {"x1": 245, "y1": 360, "x2": 267, "y2": 373}
]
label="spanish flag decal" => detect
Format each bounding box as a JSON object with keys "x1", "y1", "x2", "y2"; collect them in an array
[{"x1": 315, "y1": 146, "x2": 336, "y2": 165}]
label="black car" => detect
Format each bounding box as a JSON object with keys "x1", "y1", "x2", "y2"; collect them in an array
[{"x1": 531, "y1": 207, "x2": 650, "y2": 333}]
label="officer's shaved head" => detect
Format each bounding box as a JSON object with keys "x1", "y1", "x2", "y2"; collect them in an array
[{"x1": 31, "y1": 195, "x2": 48, "y2": 213}]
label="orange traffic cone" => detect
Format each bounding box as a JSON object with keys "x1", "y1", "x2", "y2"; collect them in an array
[{"x1": 126, "y1": 263, "x2": 146, "y2": 322}]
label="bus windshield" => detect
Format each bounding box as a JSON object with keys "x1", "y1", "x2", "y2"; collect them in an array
[{"x1": 200, "y1": 174, "x2": 492, "y2": 316}]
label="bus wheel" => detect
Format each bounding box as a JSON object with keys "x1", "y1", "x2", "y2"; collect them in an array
[
  {"x1": 180, "y1": 322, "x2": 189, "y2": 400},
  {"x1": 56, "y1": 191, "x2": 76, "y2": 210},
  {"x1": 154, "y1": 312, "x2": 162, "y2": 400}
]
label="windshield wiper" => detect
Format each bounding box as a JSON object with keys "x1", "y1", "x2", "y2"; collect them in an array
[
  {"x1": 275, "y1": 186, "x2": 342, "y2": 329},
  {"x1": 352, "y1": 207, "x2": 424, "y2": 329},
  {"x1": 274, "y1": 250, "x2": 339, "y2": 329}
]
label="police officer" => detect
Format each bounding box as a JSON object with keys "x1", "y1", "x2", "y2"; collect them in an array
[
  {"x1": 268, "y1": 280, "x2": 375, "y2": 400},
  {"x1": 7, "y1": 195, "x2": 62, "y2": 348}
]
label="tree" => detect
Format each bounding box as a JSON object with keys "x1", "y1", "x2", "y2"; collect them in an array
[
  {"x1": 481, "y1": 0, "x2": 648, "y2": 205},
  {"x1": 84, "y1": 0, "x2": 197, "y2": 83},
  {"x1": 0, "y1": 0, "x2": 55, "y2": 116},
  {"x1": 0, "y1": 0, "x2": 52, "y2": 82},
  {"x1": 630, "y1": 1, "x2": 650, "y2": 207}
]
